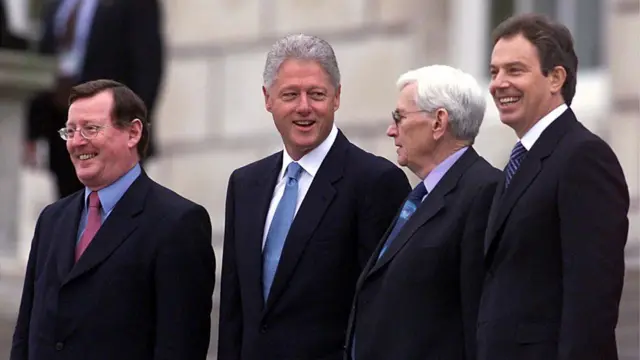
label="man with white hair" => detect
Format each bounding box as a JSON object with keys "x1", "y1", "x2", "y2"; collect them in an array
[
  {"x1": 218, "y1": 34, "x2": 410, "y2": 360},
  {"x1": 345, "y1": 65, "x2": 501, "y2": 360}
]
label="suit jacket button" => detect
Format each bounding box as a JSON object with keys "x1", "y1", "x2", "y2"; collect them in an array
[
  {"x1": 55, "y1": 342, "x2": 64, "y2": 351},
  {"x1": 260, "y1": 324, "x2": 268, "y2": 333}
]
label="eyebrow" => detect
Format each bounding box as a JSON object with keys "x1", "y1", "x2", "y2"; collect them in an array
[{"x1": 490, "y1": 61, "x2": 528, "y2": 69}]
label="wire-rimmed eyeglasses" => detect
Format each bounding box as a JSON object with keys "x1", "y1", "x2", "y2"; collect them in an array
[
  {"x1": 58, "y1": 124, "x2": 111, "y2": 141},
  {"x1": 391, "y1": 109, "x2": 428, "y2": 125}
]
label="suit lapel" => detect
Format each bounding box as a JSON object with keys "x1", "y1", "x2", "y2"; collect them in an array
[
  {"x1": 63, "y1": 172, "x2": 150, "y2": 285},
  {"x1": 366, "y1": 148, "x2": 480, "y2": 278},
  {"x1": 55, "y1": 192, "x2": 85, "y2": 283},
  {"x1": 236, "y1": 154, "x2": 281, "y2": 308},
  {"x1": 263, "y1": 132, "x2": 347, "y2": 312},
  {"x1": 484, "y1": 109, "x2": 577, "y2": 260}
]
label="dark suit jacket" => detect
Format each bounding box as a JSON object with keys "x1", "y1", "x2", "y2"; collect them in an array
[
  {"x1": 29, "y1": 0, "x2": 164, "y2": 157},
  {"x1": 218, "y1": 130, "x2": 411, "y2": 360},
  {"x1": 345, "y1": 147, "x2": 500, "y2": 360},
  {"x1": 11, "y1": 172, "x2": 216, "y2": 360},
  {"x1": 478, "y1": 108, "x2": 629, "y2": 360}
]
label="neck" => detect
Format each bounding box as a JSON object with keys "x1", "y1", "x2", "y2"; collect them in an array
[
  {"x1": 516, "y1": 98, "x2": 565, "y2": 138},
  {"x1": 414, "y1": 140, "x2": 468, "y2": 179}
]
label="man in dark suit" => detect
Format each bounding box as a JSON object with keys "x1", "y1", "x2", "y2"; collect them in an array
[
  {"x1": 11, "y1": 80, "x2": 215, "y2": 360},
  {"x1": 478, "y1": 14, "x2": 629, "y2": 360},
  {"x1": 24, "y1": 0, "x2": 164, "y2": 198},
  {"x1": 218, "y1": 34, "x2": 411, "y2": 360},
  {"x1": 344, "y1": 65, "x2": 501, "y2": 360}
]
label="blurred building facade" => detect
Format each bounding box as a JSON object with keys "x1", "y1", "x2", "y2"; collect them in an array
[{"x1": 1, "y1": 0, "x2": 638, "y2": 358}]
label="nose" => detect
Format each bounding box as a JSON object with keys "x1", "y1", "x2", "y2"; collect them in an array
[
  {"x1": 489, "y1": 72, "x2": 509, "y2": 93},
  {"x1": 386, "y1": 124, "x2": 397, "y2": 137},
  {"x1": 67, "y1": 131, "x2": 88, "y2": 148},
  {"x1": 295, "y1": 93, "x2": 311, "y2": 115}
]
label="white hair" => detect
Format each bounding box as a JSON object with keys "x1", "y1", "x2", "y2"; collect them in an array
[
  {"x1": 396, "y1": 65, "x2": 486, "y2": 142},
  {"x1": 263, "y1": 34, "x2": 340, "y2": 89}
]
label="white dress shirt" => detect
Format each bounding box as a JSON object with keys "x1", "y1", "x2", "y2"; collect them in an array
[
  {"x1": 519, "y1": 103, "x2": 568, "y2": 150},
  {"x1": 262, "y1": 125, "x2": 339, "y2": 248}
]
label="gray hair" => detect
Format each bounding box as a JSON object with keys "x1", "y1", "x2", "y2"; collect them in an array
[
  {"x1": 263, "y1": 34, "x2": 340, "y2": 89},
  {"x1": 396, "y1": 65, "x2": 486, "y2": 142}
]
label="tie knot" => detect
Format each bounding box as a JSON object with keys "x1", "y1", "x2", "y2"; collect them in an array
[
  {"x1": 285, "y1": 162, "x2": 304, "y2": 181},
  {"x1": 88, "y1": 191, "x2": 101, "y2": 208},
  {"x1": 408, "y1": 182, "x2": 428, "y2": 202},
  {"x1": 510, "y1": 141, "x2": 527, "y2": 161}
]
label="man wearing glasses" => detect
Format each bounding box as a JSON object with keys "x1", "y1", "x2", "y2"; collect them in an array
[
  {"x1": 345, "y1": 65, "x2": 500, "y2": 360},
  {"x1": 11, "y1": 79, "x2": 216, "y2": 360}
]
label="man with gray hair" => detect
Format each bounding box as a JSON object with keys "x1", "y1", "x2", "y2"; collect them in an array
[
  {"x1": 345, "y1": 65, "x2": 501, "y2": 360},
  {"x1": 218, "y1": 34, "x2": 410, "y2": 360}
]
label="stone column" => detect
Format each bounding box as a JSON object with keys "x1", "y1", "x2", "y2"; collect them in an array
[
  {"x1": 0, "y1": 50, "x2": 55, "y2": 274},
  {"x1": 606, "y1": 0, "x2": 640, "y2": 358}
]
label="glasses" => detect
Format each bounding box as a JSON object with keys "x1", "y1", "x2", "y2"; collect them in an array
[
  {"x1": 391, "y1": 109, "x2": 428, "y2": 125},
  {"x1": 58, "y1": 124, "x2": 111, "y2": 141}
]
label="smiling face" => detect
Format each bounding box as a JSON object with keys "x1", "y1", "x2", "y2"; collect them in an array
[
  {"x1": 66, "y1": 90, "x2": 142, "y2": 190},
  {"x1": 263, "y1": 58, "x2": 340, "y2": 160},
  {"x1": 489, "y1": 33, "x2": 565, "y2": 137}
]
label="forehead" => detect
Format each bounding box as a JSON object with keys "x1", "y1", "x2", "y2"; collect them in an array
[
  {"x1": 67, "y1": 91, "x2": 114, "y2": 124},
  {"x1": 396, "y1": 82, "x2": 418, "y2": 109},
  {"x1": 272, "y1": 59, "x2": 333, "y2": 89},
  {"x1": 490, "y1": 33, "x2": 540, "y2": 67}
]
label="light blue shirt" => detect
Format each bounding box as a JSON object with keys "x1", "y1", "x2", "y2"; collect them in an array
[
  {"x1": 421, "y1": 146, "x2": 469, "y2": 199},
  {"x1": 54, "y1": 0, "x2": 100, "y2": 77},
  {"x1": 76, "y1": 163, "x2": 141, "y2": 243}
]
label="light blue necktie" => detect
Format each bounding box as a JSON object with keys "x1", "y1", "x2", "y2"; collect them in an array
[{"x1": 262, "y1": 162, "x2": 304, "y2": 301}]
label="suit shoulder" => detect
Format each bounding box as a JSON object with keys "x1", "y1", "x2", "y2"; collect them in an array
[
  {"x1": 346, "y1": 142, "x2": 403, "y2": 175},
  {"x1": 561, "y1": 121, "x2": 618, "y2": 159},
  {"x1": 39, "y1": 190, "x2": 83, "y2": 220},
  {"x1": 465, "y1": 156, "x2": 502, "y2": 187},
  {"x1": 229, "y1": 152, "x2": 280, "y2": 181},
  {"x1": 146, "y1": 180, "x2": 208, "y2": 216}
]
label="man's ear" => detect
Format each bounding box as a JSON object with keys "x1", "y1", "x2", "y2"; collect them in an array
[
  {"x1": 263, "y1": 86, "x2": 272, "y2": 112},
  {"x1": 128, "y1": 119, "x2": 143, "y2": 149},
  {"x1": 432, "y1": 108, "x2": 448, "y2": 141},
  {"x1": 548, "y1": 65, "x2": 567, "y2": 95}
]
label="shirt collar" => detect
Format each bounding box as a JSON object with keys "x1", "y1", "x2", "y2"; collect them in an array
[
  {"x1": 84, "y1": 163, "x2": 142, "y2": 213},
  {"x1": 280, "y1": 125, "x2": 339, "y2": 179},
  {"x1": 423, "y1": 146, "x2": 469, "y2": 193},
  {"x1": 520, "y1": 103, "x2": 568, "y2": 150}
]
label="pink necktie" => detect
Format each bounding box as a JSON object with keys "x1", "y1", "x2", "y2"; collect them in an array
[{"x1": 75, "y1": 192, "x2": 101, "y2": 262}]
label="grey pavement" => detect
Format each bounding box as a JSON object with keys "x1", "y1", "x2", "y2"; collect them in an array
[{"x1": 0, "y1": 268, "x2": 638, "y2": 360}]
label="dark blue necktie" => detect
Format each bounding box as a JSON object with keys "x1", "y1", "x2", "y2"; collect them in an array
[
  {"x1": 504, "y1": 141, "x2": 527, "y2": 188},
  {"x1": 262, "y1": 162, "x2": 304, "y2": 301},
  {"x1": 378, "y1": 182, "x2": 428, "y2": 259}
]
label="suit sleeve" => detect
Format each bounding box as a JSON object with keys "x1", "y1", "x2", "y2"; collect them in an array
[
  {"x1": 459, "y1": 179, "x2": 499, "y2": 360},
  {"x1": 153, "y1": 205, "x2": 216, "y2": 360},
  {"x1": 10, "y1": 206, "x2": 49, "y2": 360},
  {"x1": 557, "y1": 140, "x2": 629, "y2": 360},
  {"x1": 217, "y1": 173, "x2": 243, "y2": 360},
  {"x1": 357, "y1": 165, "x2": 410, "y2": 268},
  {"x1": 127, "y1": 0, "x2": 164, "y2": 114}
]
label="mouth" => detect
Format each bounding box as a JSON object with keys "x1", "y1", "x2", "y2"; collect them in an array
[
  {"x1": 293, "y1": 120, "x2": 316, "y2": 129},
  {"x1": 77, "y1": 153, "x2": 98, "y2": 161},
  {"x1": 496, "y1": 96, "x2": 522, "y2": 109}
]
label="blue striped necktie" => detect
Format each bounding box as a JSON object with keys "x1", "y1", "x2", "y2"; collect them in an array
[
  {"x1": 504, "y1": 141, "x2": 527, "y2": 188},
  {"x1": 262, "y1": 162, "x2": 304, "y2": 301},
  {"x1": 378, "y1": 182, "x2": 428, "y2": 259}
]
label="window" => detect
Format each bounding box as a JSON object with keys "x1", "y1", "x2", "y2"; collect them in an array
[{"x1": 488, "y1": 0, "x2": 603, "y2": 69}]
